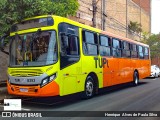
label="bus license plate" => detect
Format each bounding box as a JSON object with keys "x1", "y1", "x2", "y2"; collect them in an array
[{"x1": 20, "y1": 88, "x2": 28, "y2": 92}]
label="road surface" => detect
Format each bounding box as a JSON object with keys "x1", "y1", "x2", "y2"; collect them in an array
[{"x1": 1, "y1": 78, "x2": 160, "y2": 120}]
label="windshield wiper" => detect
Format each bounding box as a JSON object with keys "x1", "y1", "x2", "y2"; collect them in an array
[{"x1": 0, "y1": 34, "x2": 9, "y2": 48}]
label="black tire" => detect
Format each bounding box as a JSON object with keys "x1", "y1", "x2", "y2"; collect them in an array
[
  {"x1": 81, "y1": 75, "x2": 95, "y2": 99},
  {"x1": 155, "y1": 73, "x2": 158, "y2": 78},
  {"x1": 133, "y1": 71, "x2": 139, "y2": 86},
  {"x1": 154, "y1": 73, "x2": 156, "y2": 78}
]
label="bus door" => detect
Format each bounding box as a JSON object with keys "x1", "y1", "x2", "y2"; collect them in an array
[{"x1": 59, "y1": 23, "x2": 81, "y2": 95}]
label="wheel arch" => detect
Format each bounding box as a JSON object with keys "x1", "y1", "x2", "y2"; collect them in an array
[{"x1": 87, "y1": 72, "x2": 99, "y2": 94}]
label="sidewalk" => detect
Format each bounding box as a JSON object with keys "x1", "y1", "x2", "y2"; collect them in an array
[{"x1": 0, "y1": 81, "x2": 14, "y2": 103}]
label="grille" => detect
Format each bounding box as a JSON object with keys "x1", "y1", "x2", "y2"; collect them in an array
[
  {"x1": 9, "y1": 69, "x2": 43, "y2": 77},
  {"x1": 14, "y1": 86, "x2": 37, "y2": 93}
]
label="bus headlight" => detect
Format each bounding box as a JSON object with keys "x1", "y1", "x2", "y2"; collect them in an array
[
  {"x1": 40, "y1": 73, "x2": 57, "y2": 87},
  {"x1": 41, "y1": 78, "x2": 48, "y2": 87},
  {"x1": 8, "y1": 77, "x2": 11, "y2": 84},
  {"x1": 49, "y1": 74, "x2": 57, "y2": 82}
]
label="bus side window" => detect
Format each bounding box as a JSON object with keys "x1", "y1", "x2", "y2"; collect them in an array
[
  {"x1": 144, "y1": 47, "x2": 149, "y2": 59},
  {"x1": 82, "y1": 30, "x2": 98, "y2": 55},
  {"x1": 131, "y1": 44, "x2": 138, "y2": 58},
  {"x1": 99, "y1": 35, "x2": 111, "y2": 56},
  {"x1": 122, "y1": 41, "x2": 131, "y2": 58},
  {"x1": 112, "y1": 38, "x2": 122, "y2": 57},
  {"x1": 138, "y1": 46, "x2": 144, "y2": 59}
]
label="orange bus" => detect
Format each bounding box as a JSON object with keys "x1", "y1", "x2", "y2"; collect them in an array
[{"x1": 0, "y1": 15, "x2": 150, "y2": 99}]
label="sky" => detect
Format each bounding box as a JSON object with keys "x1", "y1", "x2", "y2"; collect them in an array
[{"x1": 151, "y1": 0, "x2": 160, "y2": 34}]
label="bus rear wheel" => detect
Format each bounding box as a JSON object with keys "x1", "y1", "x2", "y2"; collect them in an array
[
  {"x1": 133, "y1": 71, "x2": 139, "y2": 86},
  {"x1": 81, "y1": 76, "x2": 95, "y2": 99}
]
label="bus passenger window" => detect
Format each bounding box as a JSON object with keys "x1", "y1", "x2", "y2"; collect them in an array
[
  {"x1": 131, "y1": 44, "x2": 138, "y2": 58},
  {"x1": 144, "y1": 47, "x2": 149, "y2": 59},
  {"x1": 138, "y1": 46, "x2": 144, "y2": 59},
  {"x1": 122, "y1": 41, "x2": 131, "y2": 58},
  {"x1": 112, "y1": 39, "x2": 121, "y2": 57},
  {"x1": 83, "y1": 31, "x2": 98, "y2": 55},
  {"x1": 99, "y1": 35, "x2": 111, "y2": 56}
]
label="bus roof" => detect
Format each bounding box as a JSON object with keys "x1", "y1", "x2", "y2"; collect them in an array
[
  {"x1": 12, "y1": 15, "x2": 149, "y2": 47},
  {"x1": 59, "y1": 15, "x2": 149, "y2": 48},
  {"x1": 101, "y1": 31, "x2": 149, "y2": 47}
]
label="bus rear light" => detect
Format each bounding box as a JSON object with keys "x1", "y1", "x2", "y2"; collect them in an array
[{"x1": 40, "y1": 73, "x2": 57, "y2": 87}]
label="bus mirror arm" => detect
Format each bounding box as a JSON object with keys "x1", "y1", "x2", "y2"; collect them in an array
[
  {"x1": 1, "y1": 49, "x2": 9, "y2": 55},
  {"x1": 0, "y1": 34, "x2": 9, "y2": 55}
]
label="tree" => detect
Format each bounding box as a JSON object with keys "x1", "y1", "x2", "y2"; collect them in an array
[
  {"x1": 144, "y1": 33, "x2": 160, "y2": 58},
  {"x1": 128, "y1": 21, "x2": 142, "y2": 34},
  {"x1": 0, "y1": 0, "x2": 79, "y2": 35}
]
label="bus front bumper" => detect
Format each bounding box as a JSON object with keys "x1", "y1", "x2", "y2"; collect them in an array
[{"x1": 7, "y1": 81, "x2": 60, "y2": 97}]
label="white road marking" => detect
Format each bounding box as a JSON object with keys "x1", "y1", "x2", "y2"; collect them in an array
[{"x1": 21, "y1": 108, "x2": 30, "y2": 111}]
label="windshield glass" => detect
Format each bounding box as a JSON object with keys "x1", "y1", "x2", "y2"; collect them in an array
[{"x1": 10, "y1": 31, "x2": 57, "y2": 67}]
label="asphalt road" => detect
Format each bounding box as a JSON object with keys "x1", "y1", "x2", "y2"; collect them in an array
[{"x1": 1, "y1": 77, "x2": 160, "y2": 120}]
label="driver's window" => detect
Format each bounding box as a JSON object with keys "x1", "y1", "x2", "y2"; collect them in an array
[{"x1": 60, "y1": 34, "x2": 79, "y2": 56}]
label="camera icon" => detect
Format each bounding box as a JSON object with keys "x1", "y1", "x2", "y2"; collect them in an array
[{"x1": 2, "y1": 112, "x2": 11, "y2": 117}]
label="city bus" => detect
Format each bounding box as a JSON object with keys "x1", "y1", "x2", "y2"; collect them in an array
[{"x1": 0, "y1": 15, "x2": 150, "y2": 99}]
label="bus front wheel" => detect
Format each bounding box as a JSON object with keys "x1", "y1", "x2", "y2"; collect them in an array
[{"x1": 81, "y1": 76, "x2": 95, "y2": 99}]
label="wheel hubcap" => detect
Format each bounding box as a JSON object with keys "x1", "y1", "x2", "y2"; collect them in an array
[
  {"x1": 86, "y1": 81, "x2": 93, "y2": 97},
  {"x1": 135, "y1": 74, "x2": 138, "y2": 84}
]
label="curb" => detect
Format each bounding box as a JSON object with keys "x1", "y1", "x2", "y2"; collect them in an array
[
  {"x1": 0, "y1": 80, "x2": 7, "y2": 87},
  {"x1": 0, "y1": 86, "x2": 14, "y2": 104},
  {"x1": 0, "y1": 99, "x2": 3, "y2": 104}
]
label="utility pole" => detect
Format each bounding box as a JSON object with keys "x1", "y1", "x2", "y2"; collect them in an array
[
  {"x1": 139, "y1": 0, "x2": 142, "y2": 40},
  {"x1": 101, "y1": 0, "x2": 106, "y2": 30},
  {"x1": 126, "y1": 0, "x2": 128, "y2": 38},
  {"x1": 92, "y1": 0, "x2": 97, "y2": 27}
]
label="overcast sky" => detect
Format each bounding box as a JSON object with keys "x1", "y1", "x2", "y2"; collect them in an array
[{"x1": 151, "y1": 0, "x2": 160, "y2": 34}]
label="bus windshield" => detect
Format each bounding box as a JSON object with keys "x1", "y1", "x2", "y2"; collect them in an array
[{"x1": 10, "y1": 31, "x2": 57, "y2": 67}]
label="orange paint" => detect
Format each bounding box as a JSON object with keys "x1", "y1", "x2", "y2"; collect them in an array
[
  {"x1": 101, "y1": 31, "x2": 150, "y2": 87},
  {"x1": 7, "y1": 80, "x2": 59, "y2": 97}
]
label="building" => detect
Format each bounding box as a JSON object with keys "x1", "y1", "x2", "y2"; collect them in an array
[{"x1": 69, "y1": 0, "x2": 151, "y2": 41}]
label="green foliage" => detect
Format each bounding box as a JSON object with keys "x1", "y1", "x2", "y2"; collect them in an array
[
  {"x1": 0, "y1": 0, "x2": 79, "y2": 35},
  {"x1": 128, "y1": 21, "x2": 142, "y2": 34},
  {"x1": 143, "y1": 33, "x2": 160, "y2": 58}
]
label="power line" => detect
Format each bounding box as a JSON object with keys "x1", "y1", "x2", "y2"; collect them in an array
[{"x1": 77, "y1": 0, "x2": 148, "y2": 37}]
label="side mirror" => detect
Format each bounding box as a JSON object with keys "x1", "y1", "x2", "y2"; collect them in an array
[{"x1": 0, "y1": 34, "x2": 9, "y2": 55}]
